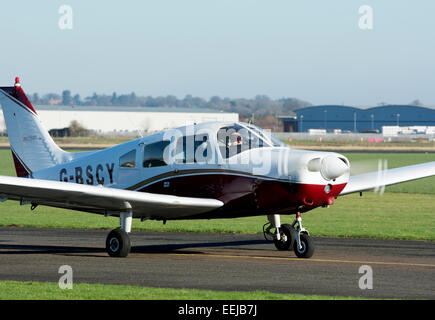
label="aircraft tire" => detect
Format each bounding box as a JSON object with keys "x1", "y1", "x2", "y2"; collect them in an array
[
  {"x1": 273, "y1": 224, "x2": 294, "y2": 251},
  {"x1": 106, "y1": 228, "x2": 131, "y2": 257},
  {"x1": 293, "y1": 233, "x2": 314, "y2": 258}
]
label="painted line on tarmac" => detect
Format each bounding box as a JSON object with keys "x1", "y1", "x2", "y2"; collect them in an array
[{"x1": 168, "y1": 253, "x2": 435, "y2": 268}]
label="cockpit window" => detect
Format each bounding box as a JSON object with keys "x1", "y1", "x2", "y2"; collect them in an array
[
  {"x1": 143, "y1": 141, "x2": 170, "y2": 168},
  {"x1": 119, "y1": 149, "x2": 136, "y2": 168},
  {"x1": 217, "y1": 124, "x2": 266, "y2": 159},
  {"x1": 245, "y1": 124, "x2": 286, "y2": 147}
]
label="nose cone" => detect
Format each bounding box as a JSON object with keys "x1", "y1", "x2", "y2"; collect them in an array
[{"x1": 320, "y1": 156, "x2": 349, "y2": 180}]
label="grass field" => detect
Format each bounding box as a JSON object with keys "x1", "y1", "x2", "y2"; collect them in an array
[{"x1": 0, "y1": 280, "x2": 365, "y2": 300}]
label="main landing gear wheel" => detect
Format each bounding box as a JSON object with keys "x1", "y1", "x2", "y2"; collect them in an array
[
  {"x1": 273, "y1": 224, "x2": 295, "y2": 251},
  {"x1": 293, "y1": 232, "x2": 314, "y2": 259},
  {"x1": 106, "y1": 228, "x2": 131, "y2": 257}
]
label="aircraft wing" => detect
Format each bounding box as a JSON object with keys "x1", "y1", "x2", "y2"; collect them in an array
[
  {"x1": 0, "y1": 175, "x2": 223, "y2": 219},
  {"x1": 340, "y1": 161, "x2": 435, "y2": 195}
]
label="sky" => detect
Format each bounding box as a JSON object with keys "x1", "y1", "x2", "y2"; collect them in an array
[{"x1": 0, "y1": 0, "x2": 434, "y2": 107}]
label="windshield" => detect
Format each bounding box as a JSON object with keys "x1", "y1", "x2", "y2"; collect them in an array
[{"x1": 243, "y1": 123, "x2": 286, "y2": 147}]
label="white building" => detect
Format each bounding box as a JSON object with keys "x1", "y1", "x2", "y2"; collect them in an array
[
  {"x1": 0, "y1": 105, "x2": 239, "y2": 136},
  {"x1": 308, "y1": 129, "x2": 326, "y2": 135},
  {"x1": 382, "y1": 126, "x2": 435, "y2": 136}
]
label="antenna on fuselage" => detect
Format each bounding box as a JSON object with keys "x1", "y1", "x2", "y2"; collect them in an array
[
  {"x1": 135, "y1": 129, "x2": 144, "y2": 138},
  {"x1": 249, "y1": 113, "x2": 255, "y2": 125}
]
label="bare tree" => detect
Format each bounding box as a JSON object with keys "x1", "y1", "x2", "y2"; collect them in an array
[{"x1": 69, "y1": 120, "x2": 89, "y2": 137}]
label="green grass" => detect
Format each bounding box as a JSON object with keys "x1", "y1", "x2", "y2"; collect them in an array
[{"x1": 0, "y1": 280, "x2": 365, "y2": 300}]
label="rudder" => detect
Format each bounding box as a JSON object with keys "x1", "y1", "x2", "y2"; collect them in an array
[{"x1": 0, "y1": 77, "x2": 71, "y2": 176}]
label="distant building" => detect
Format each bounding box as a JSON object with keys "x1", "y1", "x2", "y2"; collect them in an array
[
  {"x1": 277, "y1": 115, "x2": 298, "y2": 132},
  {"x1": 280, "y1": 105, "x2": 435, "y2": 133},
  {"x1": 382, "y1": 126, "x2": 435, "y2": 136},
  {"x1": 0, "y1": 105, "x2": 239, "y2": 136}
]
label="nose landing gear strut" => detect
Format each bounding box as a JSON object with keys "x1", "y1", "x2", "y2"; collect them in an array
[
  {"x1": 264, "y1": 213, "x2": 314, "y2": 258},
  {"x1": 292, "y1": 212, "x2": 314, "y2": 258}
]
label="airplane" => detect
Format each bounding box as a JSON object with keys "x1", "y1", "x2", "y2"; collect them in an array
[{"x1": 0, "y1": 77, "x2": 434, "y2": 258}]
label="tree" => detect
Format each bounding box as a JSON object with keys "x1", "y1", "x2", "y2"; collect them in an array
[
  {"x1": 62, "y1": 90, "x2": 72, "y2": 105},
  {"x1": 111, "y1": 92, "x2": 117, "y2": 105},
  {"x1": 43, "y1": 93, "x2": 61, "y2": 105},
  {"x1": 69, "y1": 120, "x2": 89, "y2": 137},
  {"x1": 31, "y1": 93, "x2": 40, "y2": 104},
  {"x1": 165, "y1": 95, "x2": 178, "y2": 107},
  {"x1": 72, "y1": 94, "x2": 81, "y2": 105}
]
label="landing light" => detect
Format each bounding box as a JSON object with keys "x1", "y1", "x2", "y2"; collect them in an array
[{"x1": 324, "y1": 184, "x2": 332, "y2": 194}]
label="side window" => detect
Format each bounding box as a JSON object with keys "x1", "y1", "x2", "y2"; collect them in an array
[
  {"x1": 174, "y1": 134, "x2": 210, "y2": 164},
  {"x1": 119, "y1": 150, "x2": 136, "y2": 168},
  {"x1": 143, "y1": 141, "x2": 170, "y2": 168}
]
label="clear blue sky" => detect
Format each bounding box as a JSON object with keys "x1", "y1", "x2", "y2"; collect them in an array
[{"x1": 0, "y1": 0, "x2": 434, "y2": 106}]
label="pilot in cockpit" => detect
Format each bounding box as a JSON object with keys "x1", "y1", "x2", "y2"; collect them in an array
[{"x1": 230, "y1": 131, "x2": 243, "y2": 146}]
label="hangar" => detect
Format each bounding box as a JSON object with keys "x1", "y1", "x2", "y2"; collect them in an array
[
  {"x1": 0, "y1": 105, "x2": 239, "y2": 136},
  {"x1": 280, "y1": 105, "x2": 435, "y2": 133}
]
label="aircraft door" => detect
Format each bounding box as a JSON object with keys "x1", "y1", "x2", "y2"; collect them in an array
[
  {"x1": 167, "y1": 132, "x2": 219, "y2": 197},
  {"x1": 140, "y1": 139, "x2": 174, "y2": 191},
  {"x1": 117, "y1": 146, "x2": 140, "y2": 188}
]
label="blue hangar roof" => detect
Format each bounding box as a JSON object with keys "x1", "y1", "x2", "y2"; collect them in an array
[{"x1": 292, "y1": 105, "x2": 435, "y2": 132}]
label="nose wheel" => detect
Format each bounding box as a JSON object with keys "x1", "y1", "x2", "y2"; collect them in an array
[
  {"x1": 293, "y1": 231, "x2": 314, "y2": 258},
  {"x1": 292, "y1": 212, "x2": 314, "y2": 258},
  {"x1": 264, "y1": 212, "x2": 314, "y2": 258}
]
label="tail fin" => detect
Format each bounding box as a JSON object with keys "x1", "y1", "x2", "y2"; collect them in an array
[{"x1": 0, "y1": 78, "x2": 71, "y2": 177}]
